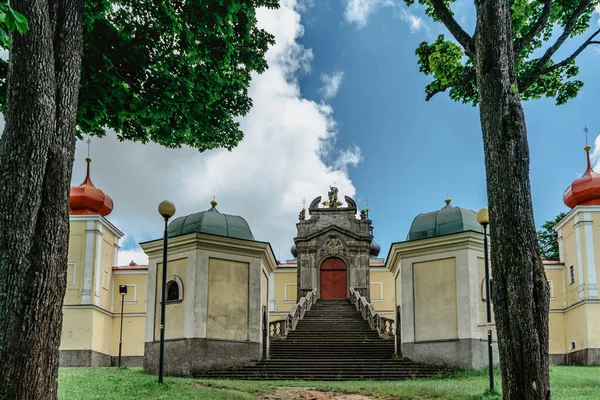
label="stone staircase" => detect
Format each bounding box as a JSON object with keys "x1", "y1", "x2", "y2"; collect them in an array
[{"x1": 203, "y1": 299, "x2": 444, "y2": 380}]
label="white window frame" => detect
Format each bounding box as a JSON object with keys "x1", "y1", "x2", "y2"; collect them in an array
[
  {"x1": 284, "y1": 283, "x2": 297, "y2": 303},
  {"x1": 165, "y1": 275, "x2": 184, "y2": 303},
  {"x1": 370, "y1": 282, "x2": 384, "y2": 302},
  {"x1": 121, "y1": 284, "x2": 137, "y2": 304},
  {"x1": 102, "y1": 269, "x2": 110, "y2": 290},
  {"x1": 67, "y1": 262, "x2": 76, "y2": 285}
]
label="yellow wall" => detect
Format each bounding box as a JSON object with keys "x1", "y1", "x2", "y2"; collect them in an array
[
  {"x1": 565, "y1": 304, "x2": 588, "y2": 351},
  {"x1": 545, "y1": 268, "x2": 565, "y2": 310},
  {"x1": 60, "y1": 308, "x2": 93, "y2": 350},
  {"x1": 111, "y1": 315, "x2": 146, "y2": 356},
  {"x1": 113, "y1": 274, "x2": 148, "y2": 314},
  {"x1": 592, "y1": 214, "x2": 600, "y2": 284},
  {"x1": 154, "y1": 258, "x2": 187, "y2": 340},
  {"x1": 413, "y1": 257, "x2": 458, "y2": 341},
  {"x1": 370, "y1": 270, "x2": 394, "y2": 315},
  {"x1": 549, "y1": 312, "x2": 566, "y2": 354},
  {"x1": 98, "y1": 232, "x2": 116, "y2": 311},
  {"x1": 585, "y1": 303, "x2": 600, "y2": 348},
  {"x1": 560, "y1": 218, "x2": 580, "y2": 307},
  {"x1": 91, "y1": 309, "x2": 113, "y2": 355},
  {"x1": 273, "y1": 270, "x2": 297, "y2": 314},
  {"x1": 206, "y1": 258, "x2": 249, "y2": 341},
  {"x1": 65, "y1": 221, "x2": 86, "y2": 305}
]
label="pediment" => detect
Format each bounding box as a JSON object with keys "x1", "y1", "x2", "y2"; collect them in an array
[{"x1": 295, "y1": 225, "x2": 368, "y2": 243}]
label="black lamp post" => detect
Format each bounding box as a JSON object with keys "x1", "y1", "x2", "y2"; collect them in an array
[
  {"x1": 118, "y1": 284, "x2": 128, "y2": 368},
  {"x1": 476, "y1": 207, "x2": 494, "y2": 392},
  {"x1": 157, "y1": 200, "x2": 176, "y2": 384}
]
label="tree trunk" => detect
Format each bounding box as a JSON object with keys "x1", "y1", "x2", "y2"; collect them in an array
[
  {"x1": 474, "y1": 0, "x2": 550, "y2": 399},
  {"x1": 0, "y1": 1, "x2": 83, "y2": 399}
]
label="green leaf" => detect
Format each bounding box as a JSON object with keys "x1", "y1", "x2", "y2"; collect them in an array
[{"x1": 9, "y1": 8, "x2": 28, "y2": 34}]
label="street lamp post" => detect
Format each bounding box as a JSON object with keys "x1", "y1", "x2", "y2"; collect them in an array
[
  {"x1": 118, "y1": 284, "x2": 128, "y2": 368},
  {"x1": 476, "y1": 207, "x2": 494, "y2": 392},
  {"x1": 157, "y1": 200, "x2": 176, "y2": 384}
]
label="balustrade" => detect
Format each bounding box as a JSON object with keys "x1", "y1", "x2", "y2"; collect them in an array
[
  {"x1": 349, "y1": 287, "x2": 395, "y2": 339},
  {"x1": 269, "y1": 288, "x2": 317, "y2": 339}
]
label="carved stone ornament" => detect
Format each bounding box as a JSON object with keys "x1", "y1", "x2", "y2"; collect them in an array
[{"x1": 324, "y1": 237, "x2": 343, "y2": 255}]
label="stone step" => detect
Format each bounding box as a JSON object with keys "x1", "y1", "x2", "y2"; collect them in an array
[{"x1": 201, "y1": 298, "x2": 441, "y2": 380}]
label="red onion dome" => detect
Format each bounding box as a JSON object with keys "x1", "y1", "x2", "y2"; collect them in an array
[
  {"x1": 69, "y1": 157, "x2": 113, "y2": 216},
  {"x1": 563, "y1": 145, "x2": 600, "y2": 208}
]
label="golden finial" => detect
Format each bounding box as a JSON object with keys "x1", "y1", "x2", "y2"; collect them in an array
[
  {"x1": 445, "y1": 197, "x2": 452, "y2": 205},
  {"x1": 85, "y1": 156, "x2": 91, "y2": 163},
  {"x1": 210, "y1": 196, "x2": 217, "y2": 207},
  {"x1": 85, "y1": 137, "x2": 92, "y2": 161},
  {"x1": 585, "y1": 145, "x2": 591, "y2": 152}
]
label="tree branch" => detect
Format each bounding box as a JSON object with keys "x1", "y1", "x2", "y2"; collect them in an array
[
  {"x1": 425, "y1": 67, "x2": 476, "y2": 101},
  {"x1": 513, "y1": 0, "x2": 552, "y2": 55},
  {"x1": 541, "y1": 28, "x2": 600, "y2": 74},
  {"x1": 430, "y1": 0, "x2": 475, "y2": 58},
  {"x1": 519, "y1": 0, "x2": 594, "y2": 91}
]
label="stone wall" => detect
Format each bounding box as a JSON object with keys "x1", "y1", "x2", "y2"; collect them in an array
[{"x1": 144, "y1": 338, "x2": 262, "y2": 376}]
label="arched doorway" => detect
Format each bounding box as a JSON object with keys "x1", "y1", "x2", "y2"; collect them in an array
[{"x1": 320, "y1": 258, "x2": 347, "y2": 299}]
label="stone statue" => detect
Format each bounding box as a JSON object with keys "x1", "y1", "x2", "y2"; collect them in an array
[
  {"x1": 328, "y1": 186, "x2": 338, "y2": 208},
  {"x1": 360, "y1": 210, "x2": 367, "y2": 220},
  {"x1": 299, "y1": 208, "x2": 306, "y2": 221}
]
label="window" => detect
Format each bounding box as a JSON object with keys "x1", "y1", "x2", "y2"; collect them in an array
[
  {"x1": 67, "y1": 263, "x2": 76, "y2": 285},
  {"x1": 102, "y1": 269, "x2": 109, "y2": 290},
  {"x1": 569, "y1": 265, "x2": 575, "y2": 285},
  {"x1": 166, "y1": 281, "x2": 179, "y2": 301},
  {"x1": 165, "y1": 276, "x2": 183, "y2": 303},
  {"x1": 481, "y1": 278, "x2": 494, "y2": 302},
  {"x1": 570, "y1": 340, "x2": 576, "y2": 351}
]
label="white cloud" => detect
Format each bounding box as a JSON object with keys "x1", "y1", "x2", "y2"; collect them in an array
[
  {"x1": 319, "y1": 71, "x2": 345, "y2": 100},
  {"x1": 399, "y1": 8, "x2": 425, "y2": 33},
  {"x1": 343, "y1": 0, "x2": 394, "y2": 28},
  {"x1": 73, "y1": 0, "x2": 361, "y2": 265},
  {"x1": 596, "y1": 5, "x2": 600, "y2": 26},
  {"x1": 590, "y1": 134, "x2": 600, "y2": 170},
  {"x1": 333, "y1": 145, "x2": 363, "y2": 173}
]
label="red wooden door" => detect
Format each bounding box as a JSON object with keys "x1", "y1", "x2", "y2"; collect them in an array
[{"x1": 320, "y1": 258, "x2": 347, "y2": 299}]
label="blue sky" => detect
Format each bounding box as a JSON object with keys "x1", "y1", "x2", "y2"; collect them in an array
[
  {"x1": 72, "y1": 0, "x2": 600, "y2": 264},
  {"x1": 292, "y1": 0, "x2": 600, "y2": 254}
]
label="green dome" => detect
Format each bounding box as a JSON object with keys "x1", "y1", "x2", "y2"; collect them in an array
[
  {"x1": 167, "y1": 203, "x2": 254, "y2": 241},
  {"x1": 407, "y1": 199, "x2": 482, "y2": 241}
]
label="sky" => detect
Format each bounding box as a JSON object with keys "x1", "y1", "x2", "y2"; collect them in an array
[{"x1": 69, "y1": 0, "x2": 600, "y2": 265}]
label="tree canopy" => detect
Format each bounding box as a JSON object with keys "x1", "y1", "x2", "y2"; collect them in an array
[
  {"x1": 408, "y1": 0, "x2": 600, "y2": 105},
  {"x1": 538, "y1": 212, "x2": 567, "y2": 261},
  {"x1": 1, "y1": 0, "x2": 279, "y2": 151}
]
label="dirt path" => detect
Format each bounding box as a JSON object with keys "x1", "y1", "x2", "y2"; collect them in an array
[{"x1": 259, "y1": 387, "x2": 386, "y2": 400}]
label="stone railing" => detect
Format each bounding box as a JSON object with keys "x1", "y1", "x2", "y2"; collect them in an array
[
  {"x1": 349, "y1": 287, "x2": 395, "y2": 339},
  {"x1": 269, "y1": 288, "x2": 318, "y2": 339}
]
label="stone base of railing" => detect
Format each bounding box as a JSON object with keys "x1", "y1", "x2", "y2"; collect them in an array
[
  {"x1": 349, "y1": 287, "x2": 395, "y2": 339},
  {"x1": 269, "y1": 288, "x2": 317, "y2": 340}
]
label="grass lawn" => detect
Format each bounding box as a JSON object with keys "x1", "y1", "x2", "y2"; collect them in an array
[{"x1": 58, "y1": 365, "x2": 600, "y2": 400}]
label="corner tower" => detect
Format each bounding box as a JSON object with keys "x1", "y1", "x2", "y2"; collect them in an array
[{"x1": 294, "y1": 187, "x2": 374, "y2": 300}]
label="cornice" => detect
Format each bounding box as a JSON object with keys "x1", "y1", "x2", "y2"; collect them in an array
[
  {"x1": 554, "y1": 206, "x2": 600, "y2": 232},
  {"x1": 385, "y1": 231, "x2": 485, "y2": 273},
  {"x1": 70, "y1": 214, "x2": 124, "y2": 238},
  {"x1": 140, "y1": 232, "x2": 277, "y2": 272}
]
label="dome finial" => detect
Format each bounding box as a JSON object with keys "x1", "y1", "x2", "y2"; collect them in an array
[
  {"x1": 445, "y1": 197, "x2": 452, "y2": 205},
  {"x1": 210, "y1": 196, "x2": 217, "y2": 208},
  {"x1": 585, "y1": 144, "x2": 592, "y2": 170}
]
